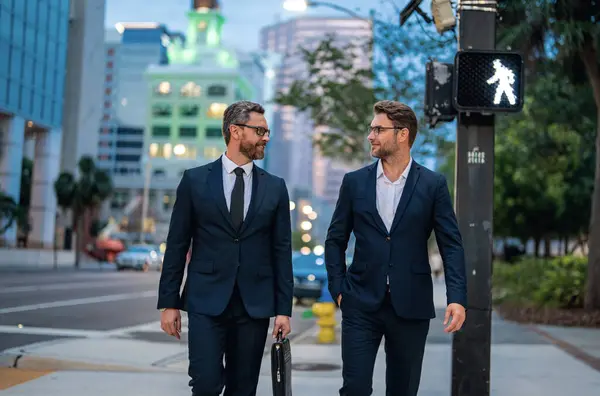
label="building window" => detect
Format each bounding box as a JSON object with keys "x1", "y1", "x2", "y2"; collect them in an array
[
  {"x1": 117, "y1": 127, "x2": 143, "y2": 135},
  {"x1": 155, "y1": 81, "x2": 171, "y2": 96},
  {"x1": 152, "y1": 104, "x2": 172, "y2": 117},
  {"x1": 149, "y1": 143, "x2": 173, "y2": 159},
  {"x1": 204, "y1": 146, "x2": 221, "y2": 160},
  {"x1": 180, "y1": 104, "x2": 199, "y2": 117},
  {"x1": 207, "y1": 102, "x2": 227, "y2": 118},
  {"x1": 115, "y1": 154, "x2": 141, "y2": 162},
  {"x1": 179, "y1": 126, "x2": 197, "y2": 138},
  {"x1": 173, "y1": 144, "x2": 197, "y2": 159},
  {"x1": 205, "y1": 127, "x2": 222, "y2": 138},
  {"x1": 106, "y1": 74, "x2": 112, "y2": 82},
  {"x1": 116, "y1": 141, "x2": 143, "y2": 148},
  {"x1": 152, "y1": 126, "x2": 170, "y2": 137},
  {"x1": 107, "y1": 61, "x2": 113, "y2": 68},
  {"x1": 208, "y1": 85, "x2": 227, "y2": 96},
  {"x1": 153, "y1": 169, "x2": 166, "y2": 178},
  {"x1": 180, "y1": 82, "x2": 201, "y2": 97}
]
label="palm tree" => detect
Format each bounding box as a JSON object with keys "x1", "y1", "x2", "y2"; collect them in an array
[
  {"x1": 497, "y1": 0, "x2": 600, "y2": 309},
  {"x1": 54, "y1": 155, "x2": 113, "y2": 267},
  {"x1": 0, "y1": 188, "x2": 18, "y2": 235}
]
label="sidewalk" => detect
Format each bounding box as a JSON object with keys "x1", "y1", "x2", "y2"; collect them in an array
[{"x1": 2, "y1": 282, "x2": 600, "y2": 395}]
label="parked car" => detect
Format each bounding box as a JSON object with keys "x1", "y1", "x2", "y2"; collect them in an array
[
  {"x1": 115, "y1": 244, "x2": 163, "y2": 272},
  {"x1": 292, "y1": 253, "x2": 327, "y2": 304}
]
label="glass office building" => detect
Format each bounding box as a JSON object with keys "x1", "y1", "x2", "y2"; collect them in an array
[
  {"x1": 0, "y1": 0, "x2": 70, "y2": 247},
  {"x1": 0, "y1": 0, "x2": 70, "y2": 128}
]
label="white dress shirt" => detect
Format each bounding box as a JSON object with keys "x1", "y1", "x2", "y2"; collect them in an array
[
  {"x1": 221, "y1": 153, "x2": 253, "y2": 219},
  {"x1": 376, "y1": 157, "x2": 412, "y2": 285},
  {"x1": 376, "y1": 157, "x2": 413, "y2": 233}
]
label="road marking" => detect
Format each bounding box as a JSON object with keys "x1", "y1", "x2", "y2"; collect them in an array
[
  {"x1": 0, "y1": 291, "x2": 157, "y2": 314},
  {"x1": 0, "y1": 367, "x2": 53, "y2": 390},
  {"x1": 0, "y1": 325, "x2": 108, "y2": 338},
  {"x1": 0, "y1": 280, "x2": 159, "y2": 294}
]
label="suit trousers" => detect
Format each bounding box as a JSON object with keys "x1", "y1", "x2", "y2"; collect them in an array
[
  {"x1": 340, "y1": 292, "x2": 430, "y2": 396},
  {"x1": 188, "y1": 282, "x2": 270, "y2": 396}
]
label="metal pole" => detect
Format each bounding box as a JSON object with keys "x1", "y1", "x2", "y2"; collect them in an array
[
  {"x1": 140, "y1": 156, "x2": 151, "y2": 244},
  {"x1": 451, "y1": 1, "x2": 497, "y2": 395}
]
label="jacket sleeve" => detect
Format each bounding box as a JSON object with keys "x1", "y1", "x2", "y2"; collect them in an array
[
  {"x1": 272, "y1": 178, "x2": 294, "y2": 316},
  {"x1": 324, "y1": 173, "x2": 353, "y2": 302},
  {"x1": 433, "y1": 174, "x2": 467, "y2": 307},
  {"x1": 157, "y1": 169, "x2": 193, "y2": 309}
]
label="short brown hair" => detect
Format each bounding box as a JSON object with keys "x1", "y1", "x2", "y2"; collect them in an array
[
  {"x1": 222, "y1": 100, "x2": 265, "y2": 145},
  {"x1": 373, "y1": 100, "x2": 418, "y2": 146}
]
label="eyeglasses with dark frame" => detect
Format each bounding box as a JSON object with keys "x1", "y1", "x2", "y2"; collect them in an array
[
  {"x1": 233, "y1": 123, "x2": 271, "y2": 137},
  {"x1": 368, "y1": 126, "x2": 407, "y2": 135}
]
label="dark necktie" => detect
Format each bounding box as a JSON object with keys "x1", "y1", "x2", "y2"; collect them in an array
[{"x1": 230, "y1": 167, "x2": 244, "y2": 231}]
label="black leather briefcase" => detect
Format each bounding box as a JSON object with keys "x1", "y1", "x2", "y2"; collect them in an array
[{"x1": 271, "y1": 330, "x2": 292, "y2": 396}]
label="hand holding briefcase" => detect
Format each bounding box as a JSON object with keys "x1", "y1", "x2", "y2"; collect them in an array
[{"x1": 271, "y1": 329, "x2": 292, "y2": 396}]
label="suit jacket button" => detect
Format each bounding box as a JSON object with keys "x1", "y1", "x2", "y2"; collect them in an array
[
  {"x1": 386, "y1": 236, "x2": 391, "y2": 241},
  {"x1": 234, "y1": 238, "x2": 239, "y2": 243}
]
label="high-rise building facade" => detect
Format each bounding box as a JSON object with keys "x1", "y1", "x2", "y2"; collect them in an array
[
  {"x1": 60, "y1": 0, "x2": 106, "y2": 174},
  {"x1": 260, "y1": 17, "x2": 372, "y2": 241},
  {"x1": 0, "y1": 0, "x2": 71, "y2": 247},
  {"x1": 97, "y1": 23, "x2": 179, "y2": 215}
]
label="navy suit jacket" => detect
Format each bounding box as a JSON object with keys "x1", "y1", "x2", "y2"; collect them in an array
[
  {"x1": 157, "y1": 157, "x2": 294, "y2": 319},
  {"x1": 325, "y1": 160, "x2": 467, "y2": 319}
]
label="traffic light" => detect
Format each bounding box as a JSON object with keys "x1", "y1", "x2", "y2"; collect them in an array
[
  {"x1": 424, "y1": 61, "x2": 457, "y2": 128},
  {"x1": 453, "y1": 50, "x2": 524, "y2": 113}
]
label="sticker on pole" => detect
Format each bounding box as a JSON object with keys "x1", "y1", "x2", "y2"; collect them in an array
[{"x1": 453, "y1": 50, "x2": 524, "y2": 113}]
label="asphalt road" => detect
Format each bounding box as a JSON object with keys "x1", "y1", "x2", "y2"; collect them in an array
[{"x1": 0, "y1": 269, "x2": 317, "y2": 354}]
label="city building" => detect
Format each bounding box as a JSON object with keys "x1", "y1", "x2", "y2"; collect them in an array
[
  {"x1": 260, "y1": 16, "x2": 372, "y2": 242},
  {"x1": 60, "y1": 0, "x2": 106, "y2": 174},
  {"x1": 137, "y1": 0, "x2": 264, "y2": 240},
  {"x1": 97, "y1": 22, "x2": 179, "y2": 215},
  {"x1": 0, "y1": 0, "x2": 71, "y2": 247}
]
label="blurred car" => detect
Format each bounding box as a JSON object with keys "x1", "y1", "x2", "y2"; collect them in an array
[
  {"x1": 115, "y1": 244, "x2": 163, "y2": 272},
  {"x1": 293, "y1": 253, "x2": 328, "y2": 303}
]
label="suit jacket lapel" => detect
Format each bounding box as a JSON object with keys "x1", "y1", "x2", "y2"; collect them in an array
[
  {"x1": 389, "y1": 161, "x2": 420, "y2": 234},
  {"x1": 366, "y1": 162, "x2": 389, "y2": 236},
  {"x1": 240, "y1": 166, "x2": 267, "y2": 235},
  {"x1": 208, "y1": 157, "x2": 236, "y2": 231}
]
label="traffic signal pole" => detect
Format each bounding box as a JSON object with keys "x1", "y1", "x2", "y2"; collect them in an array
[{"x1": 451, "y1": 2, "x2": 497, "y2": 396}]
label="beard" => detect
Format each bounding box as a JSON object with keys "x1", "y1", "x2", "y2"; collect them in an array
[
  {"x1": 371, "y1": 142, "x2": 395, "y2": 159},
  {"x1": 240, "y1": 139, "x2": 266, "y2": 160}
]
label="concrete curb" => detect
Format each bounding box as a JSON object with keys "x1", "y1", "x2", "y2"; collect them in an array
[{"x1": 528, "y1": 325, "x2": 600, "y2": 373}]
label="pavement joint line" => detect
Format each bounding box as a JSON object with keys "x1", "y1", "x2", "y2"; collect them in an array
[
  {"x1": 0, "y1": 280, "x2": 160, "y2": 294},
  {"x1": 0, "y1": 290, "x2": 158, "y2": 314},
  {"x1": 528, "y1": 324, "x2": 600, "y2": 373}
]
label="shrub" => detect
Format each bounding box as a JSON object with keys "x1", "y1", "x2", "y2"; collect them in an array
[
  {"x1": 533, "y1": 256, "x2": 587, "y2": 308},
  {"x1": 492, "y1": 256, "x2": 587, "y2": 308}
]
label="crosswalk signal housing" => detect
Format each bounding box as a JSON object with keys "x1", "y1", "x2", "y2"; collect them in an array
[{"x1": 453, "y1": 50, "x2": 524, "y2": 113}]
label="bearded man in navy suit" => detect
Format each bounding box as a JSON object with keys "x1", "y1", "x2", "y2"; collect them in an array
[
  {"x1": 325, "y1": 100, "x2": 467, "y2": 396},
  {"x1": 157, "y1": 101, "x2": 293, "y2": 396}
]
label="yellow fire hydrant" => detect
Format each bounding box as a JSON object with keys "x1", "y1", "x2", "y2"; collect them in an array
[{"x1": 312, "y1": 284, "x2": 337, "y2": 343}]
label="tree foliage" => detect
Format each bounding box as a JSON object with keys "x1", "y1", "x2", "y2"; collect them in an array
[
  {"x1": 273, "y1": 12, "x2": 456, "y2": 164},
  {"x1": 54, "y1": 155, "x2": 113, "y2": 266},
  {"x1": 497, "y1": 0, "x2": 600, "y2": 309}
]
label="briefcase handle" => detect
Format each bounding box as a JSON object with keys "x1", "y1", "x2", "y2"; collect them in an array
[{"x1": 276, "y1": 328, "x2": 285, "y2": 342}]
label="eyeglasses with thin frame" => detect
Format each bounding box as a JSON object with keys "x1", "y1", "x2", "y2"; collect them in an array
[
  {"x1": 368, "y1": 126, "x2": 403, "y2": 135},
  {"x1": 233, "y1": 123, "x2": 270, "y2": 137}
]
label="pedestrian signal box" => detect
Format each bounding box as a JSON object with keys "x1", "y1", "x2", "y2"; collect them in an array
[{"x1": 453, "y1": 50, "x2": 524, "y2": 113}]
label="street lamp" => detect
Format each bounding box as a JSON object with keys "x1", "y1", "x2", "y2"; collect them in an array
[{"x1": 283, "y1": 0, "x2": 369, "y2": 21}]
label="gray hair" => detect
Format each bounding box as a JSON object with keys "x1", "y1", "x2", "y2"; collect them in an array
[{"x1": 222, "y1": 100, "x2": 265, "y2": 145}]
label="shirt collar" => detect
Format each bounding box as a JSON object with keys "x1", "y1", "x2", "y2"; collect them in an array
[
  {"x1": 222, "y1": 152, "x2": 253, "y2": 176},
  {"x1": 377, "y1": 157, "x2": 413, "y2": 181}
]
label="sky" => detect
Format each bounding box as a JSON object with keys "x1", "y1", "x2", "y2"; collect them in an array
[{"x1": 105, "y1": 0, "x2": 401, "y2": 51}]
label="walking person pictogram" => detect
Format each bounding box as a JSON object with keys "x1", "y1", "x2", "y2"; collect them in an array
[{"x1": 486, "y1": 59, "x2": 517, "y2": 105}]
